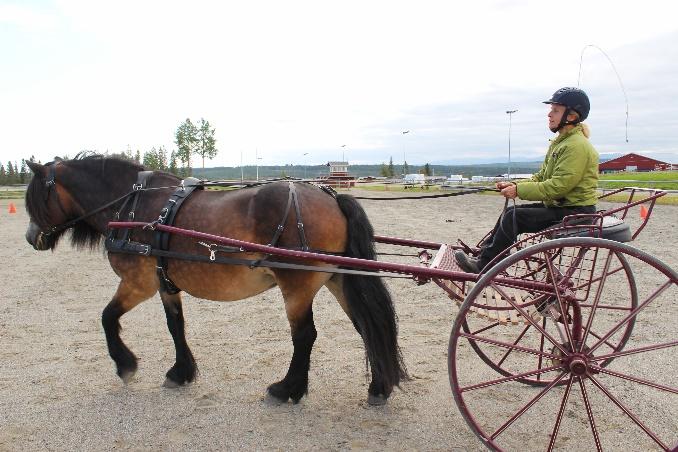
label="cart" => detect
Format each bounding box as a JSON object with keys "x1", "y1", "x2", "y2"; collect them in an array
[{"x1": 110, "y1": 186, "x2": 677, "y2": 451}]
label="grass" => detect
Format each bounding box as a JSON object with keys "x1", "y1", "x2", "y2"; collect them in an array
[
  {"x1": 598, "y1": 171, "x2": 678, "y2": 190},
  {"x1": 0, "y1": 191, "x2": 25, "y2": 200}
]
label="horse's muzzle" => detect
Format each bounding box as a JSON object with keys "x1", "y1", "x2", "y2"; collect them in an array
[{"x1": 26, "y1": 222, "x2": 49, "y2": 251}]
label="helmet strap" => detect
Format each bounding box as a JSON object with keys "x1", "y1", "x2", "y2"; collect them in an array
[{"x1": 555, "y1": 108, "x2": 580, "y2": 132}]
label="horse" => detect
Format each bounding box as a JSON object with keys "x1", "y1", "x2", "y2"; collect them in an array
[{"x1": 24, "y1": 154, "x2": 407, "y2": 405}]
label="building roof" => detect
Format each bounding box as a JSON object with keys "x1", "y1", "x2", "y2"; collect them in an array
[{"x1": 599, "y1": 153, "x2": 668, "y2": 168}]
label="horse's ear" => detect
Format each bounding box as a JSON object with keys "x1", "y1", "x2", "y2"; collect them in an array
[{"x1": 27, "y1": 161, "x2": 46, "y2": 175}]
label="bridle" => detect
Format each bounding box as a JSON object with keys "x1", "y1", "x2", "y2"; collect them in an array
[{"x1": 37, "y1": 161, "x2": 139, "y2": 240}]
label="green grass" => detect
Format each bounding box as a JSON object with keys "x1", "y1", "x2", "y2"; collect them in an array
[
  {"x1": 598, "y1": 171, "x2": 678, "y2": 190},
  {"x1": 0, "y1": 191, "x2": 25, "y2": 200}
]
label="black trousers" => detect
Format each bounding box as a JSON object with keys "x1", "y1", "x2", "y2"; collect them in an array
[{"x1": 477, "y1": 203, "x2": 597, "y2": 266}]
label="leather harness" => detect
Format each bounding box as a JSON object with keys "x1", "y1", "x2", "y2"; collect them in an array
[{"x1": 106, "y1": 174, "x2": 315, "y2": 293}]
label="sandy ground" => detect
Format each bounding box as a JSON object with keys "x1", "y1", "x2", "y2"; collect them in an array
[{"x1": 0, "y1": 192, "x2": 676, "y2": 451}]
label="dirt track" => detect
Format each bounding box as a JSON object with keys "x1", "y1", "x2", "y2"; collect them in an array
[{"x1": 0, "y1": 193, "x2": 676, "y2": 451}]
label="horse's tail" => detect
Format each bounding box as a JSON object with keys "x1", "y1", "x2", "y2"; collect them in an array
[{"x1": 335, "y1": 194, "x2": 408, "y2": 395}]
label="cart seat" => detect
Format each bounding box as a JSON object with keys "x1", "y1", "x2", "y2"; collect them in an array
[{"x1": 550, "y1": 215, "x2": 632, "y2": 242}]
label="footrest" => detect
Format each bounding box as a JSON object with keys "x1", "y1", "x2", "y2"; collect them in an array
[{"x1": 429, "y1": 244, "x2": 542, "y2": 325}]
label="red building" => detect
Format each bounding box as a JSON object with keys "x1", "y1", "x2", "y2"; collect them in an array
[
  {"x1": 320, "y1": 161, "x2": 355, "y2": 187},
  {"x1": 598, "y1": 153, "x2": 671, "y2": 173}
]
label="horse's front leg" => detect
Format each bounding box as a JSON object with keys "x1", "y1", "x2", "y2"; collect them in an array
[
  {"x1": 101, "y1": 278, "x2": 157, "y2": 383},
  {"x1": 160, "y1": 290, "x2": 197, "y2": 387}
]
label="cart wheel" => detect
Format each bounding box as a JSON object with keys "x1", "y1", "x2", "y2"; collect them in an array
[
  {"x1": 462, "y1": 247, "x2": 638, "y2": 386},
  {"x1": 449, "y1": 238, "x2": 677, "y2": 451}
]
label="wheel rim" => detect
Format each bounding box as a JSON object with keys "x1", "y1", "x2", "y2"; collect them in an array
[{"x1": 449, "y1": 238, "x2": 677, "y2": 451}]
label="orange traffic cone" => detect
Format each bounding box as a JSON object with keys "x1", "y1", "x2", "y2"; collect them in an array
[
  {"x1": 640, "y1": 204, "x2": 648, "y2": 220},
  {"x1": 8, "y1": 202, "x2": 17, "y2": 214}
]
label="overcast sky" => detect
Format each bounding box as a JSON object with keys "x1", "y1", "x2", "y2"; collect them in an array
[{"x1": 2, "y1": 0, "x2": 678, "y2": 168}]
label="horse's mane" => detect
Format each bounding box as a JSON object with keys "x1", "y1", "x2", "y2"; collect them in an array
[{"x1": 26, "y1": 152, "x2": 149, "y2": 251}]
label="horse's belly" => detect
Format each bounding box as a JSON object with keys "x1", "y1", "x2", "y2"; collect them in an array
[{"x1": 170, "y1": 262, "x2": 277, "y2": 301}]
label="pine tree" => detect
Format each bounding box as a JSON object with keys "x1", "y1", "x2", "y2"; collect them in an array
[
  {"x1": 379, "y1": 163, "x2": 389, "y2": 177},
  {"x1": 0, "y1": 164, "x2": 6, "y2": 185},
  {"x1": 157, "y1": 146, "x2": 168, "y2": 170},
  {"x1": 134, "y1": 149, "x2": 141, "y2": 163},
  {"x1": 196, "y1": 118, "x2": 218, "y2": 170},
  {"x1": 387, "y1": 157, "x2": 395, "y2": 178},
  {"x1": 169, "y1": 151, "x2": 178, "y2": 175},
  {"x1": 175, "y1": 118, "x2": 198, "y2": 175},
  {"x1": 403, "y1": 161, "x2": 409, "y2": 175},
  {"x1": 19, "y1": 159, "x2": 28, "y2": 183},
  {"x1": 7, "y1": 161, "x2": 16, "y2": 184},
  {"x1": 423, "y1": 163, "x2": 432, "y2": 176}
]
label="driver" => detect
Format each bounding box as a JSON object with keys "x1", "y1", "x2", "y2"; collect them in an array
[{"x1": 455, "y1": 87, "x2": 599, "y2": 273}]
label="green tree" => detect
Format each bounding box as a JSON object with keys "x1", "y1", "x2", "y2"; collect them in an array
[
  {"x1": 6, "y1": 161, "x2": 16, "y2": 184},
  {"x1": 175, "y1": 118, "x2": 198, "y2": 175},
  {"x1": 19, "y1": 159, "x2": 28, "y2": 183},
  {"x1": 0, "y1": 164, "x2": 6, "y2": 185},
  {"x1": 169, "y1": 150, "x2": 179, "y2": 175},
  {"x1": 134, "y1": 149, "x2": 141, "y2": 163},
  {"x1": 403, "y1": 161, "x2": 409, "y2": 175},
  {"x1": 387, "y1": 157, "x2": 395, "y2": 178},
  {"x1": 143, "y1": 147, "x2": 160, "y2": 170},
  {"x1": 423, "y1": 163, "x2": 432, "y2": 176},
  {"x1": 157, "y1": 146, "x2": 168, "y2": 170},
  {"x1": 196, "y1": 118, "x2": 217, "y2": 170},
  {"x1": 379, "y1": 163, "x2": 389, "y2": 177}
]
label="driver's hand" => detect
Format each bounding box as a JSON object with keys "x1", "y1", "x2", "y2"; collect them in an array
[
  {"x1": 496, "y1": 181, "x2": 513, "y2": 190},
  {"x1": 501, "y1": 184, "x2": 518, "y2": 199}
]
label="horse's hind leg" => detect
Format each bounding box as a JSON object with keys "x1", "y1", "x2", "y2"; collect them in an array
[
  {"x1": 160, "y1": 290, "x2": 197, "y2": 387},
  {"x1": 267, "y1": 271, "x2": 327, "y2": 404},
  {"x1": 102, "y1": 278, "x2": 157, "y2": 383}
]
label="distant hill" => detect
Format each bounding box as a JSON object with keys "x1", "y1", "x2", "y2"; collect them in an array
[{"x1": 192, "y1": 162, "x2": 544, "y2": 180}]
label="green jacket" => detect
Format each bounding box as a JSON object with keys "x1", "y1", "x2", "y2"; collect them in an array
[{"x1": 517, "y1": 124, "x2": 599, "y2": 207}]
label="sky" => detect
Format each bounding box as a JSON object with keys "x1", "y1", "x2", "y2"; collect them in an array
[{"x1": 2, "y1": 0, "x2": 678, "y2": 168}]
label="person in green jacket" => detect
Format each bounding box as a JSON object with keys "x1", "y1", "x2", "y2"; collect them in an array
[{"x1": 455, "y1": 87, "x2": 599, "y2": 273}]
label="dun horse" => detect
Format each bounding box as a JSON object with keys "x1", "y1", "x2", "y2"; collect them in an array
[{"x1": 24, "y1": 154, "x2": 407, "y2": 405}]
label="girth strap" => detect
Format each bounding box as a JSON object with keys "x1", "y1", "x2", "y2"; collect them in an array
[{"x1": 154, "y1": 177, "x2": 202, "y2": 294}]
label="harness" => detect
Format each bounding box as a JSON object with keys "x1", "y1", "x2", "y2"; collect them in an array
[{"x1": 107, "y1": 176, "x2": 313, "y2": 294}]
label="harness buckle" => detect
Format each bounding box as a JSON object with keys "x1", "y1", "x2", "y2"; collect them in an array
[
  {"x1": 128, "y1": 211, "x2": 135, "y2": 220},
  {"x1": 133, "y1": 183, "x2": 143, "y2": 191},
  {"x1": 277, "y1": 224, "x2": 284, "y2": 231},
  {"x1": 45, "y1": 180, "x2": 56, "y2": 187}
]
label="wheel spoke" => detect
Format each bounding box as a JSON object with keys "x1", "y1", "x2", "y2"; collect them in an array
[
  {"x1": 543, "y1": 252, "x2": 576, "y2": 348},
  {"x1": 586, "y1": 329, "x2": 618, "y2": 351},
  {"x1": 588, "y1": 280, "x2": 674, "y2": 355},
  {"x1": 461, "y1": 364, "x2": 564, "y2": 392},
  {"x1": 537, "y1": 317, "x2": 547, "y2": 382},
  {"x1": 573, "y1": 263, "x2": 625, "y2": 291},
  {"x1": 491, "y1": 283, "x2": 569, "y2": 355},
  {"x1": 489, "y1": 372, "x2": 568, "y2": 440},
  {"x1": 548, "y1": 376, "x2": 575, "y2": 452},
  {"x1": 471, "y1": 321, "x2": 502, "y2": 335},
  {"x1": 459, "y1": 332, "x2": 559, "y2": 360},
  {"x1": 578, "y1": 378, "x2": 602, "y2": 452},
  {"x1": 589, "y1": 374, "x2": 669, "y2": 450},
  {"x1": 580, "y1": 250, "x2": 615, "y2": 352},
  {"x1": 590, "y1": 340, "x2": 678, "y2": 362},
  {"x1": 497, "y1": 324, "x2": 532, "y2": 367},
  {"x1": 590, "y1": 365, "x2": 678, "y2": 394}
]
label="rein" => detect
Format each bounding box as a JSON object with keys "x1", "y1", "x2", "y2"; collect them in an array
[{"x1": 351, "y1": 187, "x2": 499, "y2": 201}]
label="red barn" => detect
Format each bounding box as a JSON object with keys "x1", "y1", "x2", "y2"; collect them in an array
[{"x1": 598, "y1": 153, "x2": 670, "y2": 173}]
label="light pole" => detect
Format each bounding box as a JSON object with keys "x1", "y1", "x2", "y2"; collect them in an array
[
  {"x1": 506, "y1": 110, "x2": 517, "y2": 180},
  {"x1": 402, "y1": 130, "x2": 410, "y2": 176},
  {"x1": 255, "y1": 148, "x2": 263, "y2": 181},
  {"x1": 341, "y1": 144, "x2": 346, "y2": 162},
  {"x1": 303, "y1": 152, "x2": 309, "y2": 179}
]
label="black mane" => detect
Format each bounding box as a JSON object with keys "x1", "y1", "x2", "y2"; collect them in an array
[{"x1": 25, "y1": 152, "x2": 150, "y2": 251}]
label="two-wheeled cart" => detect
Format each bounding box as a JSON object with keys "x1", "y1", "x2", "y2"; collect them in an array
[{"x1": 111, "y1": 187, "x2": 677, "y2": 451}]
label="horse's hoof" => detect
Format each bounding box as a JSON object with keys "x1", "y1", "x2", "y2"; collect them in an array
[
  {"x1": 266, "y1": 383, "x2": 290, "y2": 404},
  {"x1": 120, "y1": 370, "x2": 135, "y2": 385},
  {"x1": 367, "y1": 393, "x2": 388, "y2": 406},
  {"x1": 163, "y1": 377, "x2": 181, "y2": 388}
]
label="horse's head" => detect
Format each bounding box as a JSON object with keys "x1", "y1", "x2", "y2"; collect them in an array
[{"x1": 24, "y1": 159, "x2": 78, "y2": 250}]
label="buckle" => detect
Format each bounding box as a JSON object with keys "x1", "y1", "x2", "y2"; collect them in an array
[{"x1": 133, "y1": 183, "x2": 143, "y2": 191}]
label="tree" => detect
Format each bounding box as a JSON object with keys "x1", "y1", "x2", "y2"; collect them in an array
[
  {"x1": 169, "y1": 150, "x2": 179, "y2": 175},
  {"x1": 196, "y1": 118, "x2": 218, "y2": 170},
  {"x1": 157, "y1": 146, "x2": 168, "y2": 170},
  {"x1": 134, "y1": 149, "x2": 142, "y2": 163},
  {"x1": 175, "y1": 118, "x2": 198, "y2": 175},
  {"x1": 423, "y1": 163, "x2": 432, "y2": 176},
  {"x1": 0, "y1": 164, "x2": 5, "y2": 185},
  {"x1": 387, "y1": 157, "x2": 395, "y2": 178},
  {"x1": 403, "y1": 161, "x2": 409, "y2": 175},
  {"x1": 6, "y1": 161, "x2": 16, "y2": 184},
  {"x1": 379, "y1": 163, "x2": 389, "y2": 177},
  {"x1": 143, "y1": 147, "x2": 160, "y2": 170},
  {"x1": 19, "y1": 159, "x2": 28, "y2": 183}
]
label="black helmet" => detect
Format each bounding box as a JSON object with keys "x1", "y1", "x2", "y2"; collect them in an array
[{"x1": 543, "y1": 87, "x2": 590, "y2": 122}]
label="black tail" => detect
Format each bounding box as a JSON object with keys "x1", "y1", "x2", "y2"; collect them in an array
[{"x1": 335, "y1": 194, "x2": 408, "y2": 395}]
